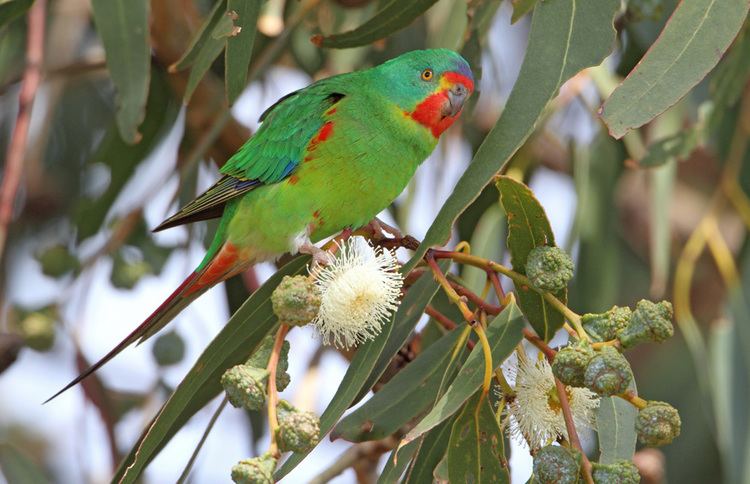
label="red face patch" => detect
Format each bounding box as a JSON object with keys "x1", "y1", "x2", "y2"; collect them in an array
[{"x1": 406, "y1": 71, "x2": 474, "y2": 138}]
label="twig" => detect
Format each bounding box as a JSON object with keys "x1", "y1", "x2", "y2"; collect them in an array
[
  {"x1": 449, "y1": 280, "x2": 503, "y2": 315},
  {"x1": 176, "y1": 397, "x2": 229, "y2": 484},
  {"x1": 555, "y1": 378, "x2": 594, "y2": 484},
  {"x1": 308, "y1": 436, "x2": 398, "y2": 484},
  {"x1": 433, "y1": 250, "x2": 590, "y2": 341},
  {"x1": 520, "y1": 327, "x2": 594, "y2": 483},
  {"x1": 522, "y1": 328, "x2": 557, "y2": 361},
  {"x1": 617, "y1": 390, "x2": 648, "y2": 410},
  {"x1": 425, "y1": 251, "x2": 475, "y2": 322},
  {"x1": 473, "y1": 319, "x2": 493, "y2": 395},
  {"x1": 0, "y1": 0, "x2": 46, "y2": 257},
  {"x1": 425, "y1": 305, "x2": 457, "y2": 331},
  {"x1": 266, "y1": 323, "x2": 290, "y2": 458}
]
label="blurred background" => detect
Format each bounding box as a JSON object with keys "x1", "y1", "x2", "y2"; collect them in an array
[{"x1": 0, "y1": 0, "x2": 747, "y2": 482}]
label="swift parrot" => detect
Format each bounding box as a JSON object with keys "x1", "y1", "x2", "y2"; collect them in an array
[{"x1": 48, "y1": 49, "x2": 474, "y2": 401}]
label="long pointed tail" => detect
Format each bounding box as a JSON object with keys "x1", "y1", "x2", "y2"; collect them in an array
[
  {"x1": 44, "y1": 272, "x2": 206, "y2": 403},
  {"x1": 45, "y1": 242, "x2": 252, "y2": 403}
]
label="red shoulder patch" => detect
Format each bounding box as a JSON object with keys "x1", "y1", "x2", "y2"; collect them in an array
[{"x1": 308, "y1": 121, "x2": 335, "y2": 152}]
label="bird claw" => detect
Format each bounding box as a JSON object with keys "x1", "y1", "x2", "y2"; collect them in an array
[
  {"x1": 369, "y1": 218, "x2": 402, "y2": 239},
  {"x1": 299, "y1": 241, "x2": 333, "y2": 265}
]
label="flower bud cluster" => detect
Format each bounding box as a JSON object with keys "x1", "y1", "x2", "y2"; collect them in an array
[
  {"x1": 532, "y1": 445, "x2": 580, "y2": 484},
  {"x1": 591, "y1": 459, "x2": 640, "y2": 483},
  {"x1": 275, "y1": 400, "x2": 321, "y2": 453},
  {"x1": 525, "y1": 246, "x2": 574, "y2": 292},
  {"x1": 581, "y1": 300, "x2": 673, "y2": 349},
  {"x1": 636, "y1": 400, "x2": 681, "y2": 446},
  {"x1": 271, "y1": 275, "x2": 321, "y2": 327},
  {"x1": 231, "y1": 452, "x2": 277, "y2": 484},
  {"x1": 552, "y1": 344, "x2": 632, "y2": 396},
  {"x1": 221, "y1": 365, "x2": 270, "y2": 411}
]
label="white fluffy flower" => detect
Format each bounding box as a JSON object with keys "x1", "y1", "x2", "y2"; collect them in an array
[
  {"x1": 310, "y1": 237, "x2": 403, "y2": 349},
  {"x1": 507, "y1": 353, "x2": 599, "y2": 450}
]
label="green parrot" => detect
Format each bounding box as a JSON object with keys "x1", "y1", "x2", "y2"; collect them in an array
[{"x1": 48, "y1": 48, "x2": 473, "y2": 401}]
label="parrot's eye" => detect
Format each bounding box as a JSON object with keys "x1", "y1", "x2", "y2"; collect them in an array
[{"x1": 420, "y1": 68, "x2": 433, "y2": 81}]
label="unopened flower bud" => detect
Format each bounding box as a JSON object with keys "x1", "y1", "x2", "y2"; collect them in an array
[
  {"x1": 276, "y1": 400, "x2": 320, "y2": 453},
  {"x1": 582, "y1": 306, "x2": 632, "y2": 342},
  {"x1": 37, "y1": 245, "x2": 79, "y2": 278},
  {"x1": 532, "y1": 445, "x2": 580, "y2": 484},
  {"x1": 584, "y1": 346, "x2": 632, "y2": 396},
  {"x1": 526, "y1": 246, "x2": 574, "y2": 292},
  {"x1": 636, "y1": 401, "x2": 681, "y2": 446},
  {"x1": 592, "y1": 459, "x2": 640, "y2": 483},
  {"x1": 247, "y1": 334, "x2": 291, "y2": 391},
  {"x1": 221, "y1": 365, "x2": 269, "y2": 411},
  {"x1": 19, "y1": 311, "x2": 56, "y2": 351},
  {"x1": 271, "y1": 275, "x2": 321, "y2": 327},
  {"x1": 111, "y1": 255, "x2": 152, "y2": 289},
  {"x1": 231, "y1": 452, "x2": 277, "y2": 484},
  {"x1": 151, "y1": 330, "x2": 185, "y2": 366},
  {"x1": 552, "y1": 341, "x2": 595, "y2": 387},
  {"x1": 617, "y1": 300, "x2": 673, "y2": 348}
]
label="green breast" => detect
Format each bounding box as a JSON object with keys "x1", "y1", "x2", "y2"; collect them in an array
[{"x1": 226, "y1": 94, "x2": 438, "y2": 255}]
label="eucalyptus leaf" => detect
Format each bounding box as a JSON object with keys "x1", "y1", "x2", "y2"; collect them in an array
[
  {"x1": 597, "y1": 382, "x2": 638, "y2": 463},
  {"x1": 333, "y1": 326, "x2": 463, "y2": 442},
  {"x1": 91, "y1": 0, "x2": 150, "y2": 144},
  {"x1": 225, "y1": 0, "x2": 262, "y2": 104},
  {"x1": 114, "y1": 257, "x2": 309, "y2": 483},
  {"x1": 497, "y1": 176, "x2": 565, "y2": 340},
  {"x1": 601, "y1": 0, "x2": 750, "y2": 138},
  {"x1": 0, "y1": 0, "x2": 32, "y2": 29},
  {"x1": 314, "y1": 0, "x2": 439, "y2": 48},
  {"x1": 403, "y1": 0, "x2": 620, "y2": 274},
  {"x1": 402, "y1": 303, "x2": 524, "y2": 442},
  {"x1": 447, "y1": 391, "x2": 509, "y2": 484}
]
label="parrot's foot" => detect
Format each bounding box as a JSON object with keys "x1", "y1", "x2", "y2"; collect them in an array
[
  {"x1": 369, "y1": 218, "x2": 402, "y2": 239},
  {"x1": 299, "y1": 240, "x2": 333, "y2": 265}
]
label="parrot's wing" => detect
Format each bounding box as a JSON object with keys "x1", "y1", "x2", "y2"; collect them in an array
[{"x1": 153, "y1": 88, "x2": 345, "y2": 232}]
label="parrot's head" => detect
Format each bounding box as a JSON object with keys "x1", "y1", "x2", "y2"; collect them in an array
[{"x1": 374, "y1": 49, "x2": 474, "y2": 137}]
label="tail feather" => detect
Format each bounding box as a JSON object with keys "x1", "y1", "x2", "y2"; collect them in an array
[
  {"x1": 45, "y1": 272, "x2": 205, "y2": 403},
  {"x1": 45, "y1": 242, "x2": 252, "y2": 403}
]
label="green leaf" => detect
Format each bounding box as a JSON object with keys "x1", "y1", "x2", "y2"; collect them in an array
[
  {"x1": 497, "y1": 176, "x2": 565, "y2": 340},
  {"x1": 447, "y1": 391, "x2": 509, "y2": 484},
  {"x1": 0, "y1": 0, "x2": 32, "y2": 30},
  {"x1": 0, "y1": 443, "x2": 49, "y2": 484},
  {"x1": 597, "y1": 382, "x2": 638, "y2": 463},
  {"x1": 313, "y1": 0, "x2": 439, "y2": 49},
  {"x1": 600, "y1": 0, "x2": 750, "y2": 138},
  {"x1": 378, "y1": 440, "x2": 418, "y2": 483},
  {"x1": 275, "y1": 265, "x2": 445, "y2": 478},
  {"x1": 402, "y1": 0, "x2": 619, "y2": 274},
  {"x1": 332, "y1": 326, "x2": 463, "y2": 442},
  {"x1": 402, "y1": 303, "x2": 524, "y2": 442},
  {"x1": 74, "y1": 69, "x2": 179, "y2": 242},
  {"x1": 91, "y1": 0, "x2": 150, "y2": 144},
  {"x1": 171, "y1": 0, "x2": 227, "y2": 71},
  {"x1": 351, "y1": 260, "x2": 448, "y2": 404},
  {"x1": 639, "y1": 130, "x2": 701, "y2": 167},
  {"x1": 225, "y1": 0, "x2": 262, "y2": 104},
  {"x1": 113, "y1": 257, "x2": 309, "y2": 483},
  {"x1": 511, "y1": 0, "x2": 539, "y2": 24},
  {"x1": 404, "y1": 418, "x2": 455, "y2": 484}
]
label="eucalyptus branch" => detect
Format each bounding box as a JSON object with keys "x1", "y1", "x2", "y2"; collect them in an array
[
  {"x1": 266, "y1": 324, "x2": 290, "y2": 458},
  {"x1": 555, "y1": 378, "x2": 594, "y2": 484},
  {"x1": 432, "y1": 250, "x2": 590, "y2": 341},
  {"x1": 0, "y1": 0, "x2": 46, "y2": 258}
]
